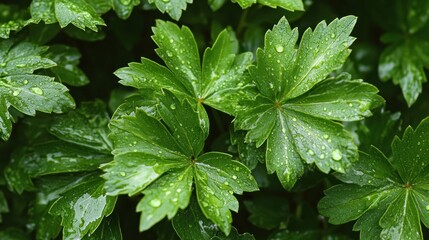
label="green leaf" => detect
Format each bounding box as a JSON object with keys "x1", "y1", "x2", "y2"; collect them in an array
[
  {"x1": 148, "y1": 0, "x2": 192, "y2": 20},
  {"x1": 0, "y1": 40, "x2": 74, "y2": 140},
  {"x1": 378, "y1": 37, "x2": 429, "y2": 106},
  {"x1": 115, "y1": 21, "x2": 254, "y2": 115},
  {"x1": 230, "y1": 130, "x2": 265, "y2": 170},
  {"x1": 49, "y1": 176, "x2": 117, "y2": 239},
  {"x1": 137, "y1": 167, "x2": 193, "y2": 231},
  {"x1": 44, "y1": 44, "x2": 90, "y2": 86},
  {"x1": 112, "y1": 0, "x2": 141, "y2": 19},
  {"x1": 173, "y1": 197, "x2": 255, "y2": 240},
  {"x1": 318, "y1": 117, "x2": 429, "y2": 239},
  {"x1": 103, "y1": 91, "x2": 258, "y2": 235},
  {"x1": 0, "y1": 191, "x2": 8, "y2": 222},
  {"x1": 232, "y1": 0, "x2": 256, "y2": 8},
  {"x1": 82, "y1": 215, "x2": 122, "y2": 240},
  {"x1": 208, "y1": 0, "x2": 227, "y2": 11},
  {"x1": 0, "y1": 4, "x2": 33, "y2": 39},
  {"x1": 244, "y1": 195, "x2": 289, "y2": 230},
  {"x1": 234, "y1": 16, "x2": 383, "y2": 190},
  {"x1": 49, "y1": 100, "x2": 111, "y2": 153},
  {"x1": 0, "y1": 228, "x2": 30, "y2": 240},
  {"x1": 31, "y1": 0, "x2": 106, "y2": 31},
  {"x1": 257, "y1": 0, "x2": 304, "y2": 11}
]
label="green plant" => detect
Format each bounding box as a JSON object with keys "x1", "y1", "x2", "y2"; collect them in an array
[{"x1": 1, "y1": 0, "x2": 429, "y2": 239}]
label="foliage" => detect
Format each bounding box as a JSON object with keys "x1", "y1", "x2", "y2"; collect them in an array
[{"x1": 0, "y1": 0, "x2": 428, "y2": 239}]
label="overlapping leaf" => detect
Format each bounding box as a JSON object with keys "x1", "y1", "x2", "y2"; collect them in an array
[
  {"x1": 103, "y1": 91, "x2": 258, "y2": 235},
  {"x1": 234, "y1": 16, "x2": 384, "y2": 190},
  {"x1": 30, "y1": 0, "x2": 106, "y2": 31},
  {"x1": 5, "y1": 101, "x2": 117, "y2": 239},
  {"x1": 318, "y1": 116, "x2": 429, "y2": 240},
  {"x1": 115, "y1": 20, "x2": 254, "y2": 116},
  {"x1": 44, "y1": 45, "x2": 90, "y2": 86},
  {"x1": 148, "y1": 0, "x2": 192, "y2": 20},
  {"x1": 0, "y1": 40, "x2": 74, "y2": 140},
  {"x1": 173, "y1": 197, "x2": 255, "y2": 240},
  {"x1": 231, "y1": 0, "x2": 303, "y2": 11},
  {"x1": 0, "y1": 4, "x2": 34, "y2": 39}
]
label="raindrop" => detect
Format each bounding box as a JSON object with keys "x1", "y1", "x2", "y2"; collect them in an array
[
  {"x1": 16, "y1": 64, "x2": 26, "y2": 68},
  {"x1": 307, "y1": 149, "x2": 315, "y2": 156},
  {"x1": 275, "y1": 45, "x2": 284, "y2": 53},
  {"x1": 281, "y1": 128, "x2": 286, "y2": 133},
  {"x1": 176, "y1": 188, "x2": 182, "y2": 193},
  {"x1": 331, "y1": 149, "x2": 342, "y2": 161},
  {"x1": 323, "y1": 134, "x2": 329, "y2": 139},
  {"x1": 31, "y1": 87, "x2": 43, "y2": 95},
  {"x1": 330, "y1": 33, "x2": 336, "y2": 38},
  {"x1": 232, "y1": 175, "x2": 237, "y2": 180},
  {"x1": 170, "y1": 104, "x2": 176, "y2": 110},
  {"x1": 319, "y1": 154, "x2": 325, "y2": 159},
  {"x1": 202, "y1": 201, "x2": 209, "y2": 207},
  {"x1": 150, "y1": 199, "x2": 162, "y2": 207},
  {"x1": 12, "y1": 90, "x2": 20, "y2": 96},
  {"x1": 426, "y1": 205, "x2": 429, "y2": 211},
  {"x1": 234, "y1": 167, "x2": 240, "y2": 171},
  {"x1": 166, "y1": 51, "x2": 173, "y2": 57},
  {"x1": 172, "y1": 198, "x2": 178, "y2": 202},
  {"x1": 224, "y1": 181, "x2": 229, "y2": 185},
  {"x1": 292, "y1": 118, "x2": 297, "y2": 122},
  {"x1": 23, "y1": 80, "x2": 28, "y2": 85},
  {"x1": 120, "y1": 172, "x2": 126, "y2": 176}
]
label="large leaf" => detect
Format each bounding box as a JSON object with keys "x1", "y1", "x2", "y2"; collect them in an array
[
  {"x1": 318, "y1": 117, "x2": 429, "y2": 239},
  {"x1": 103, "y1": 91, "x2": 258, "y2": 235},
  {"x1": 115, "y1": 21, "x2": 254, "y2": 116},
  {"x1": 0, "y1": 40, "x2": 74, "y2": 140},
  {"x1": 0, "y1": 4, "x2": 33, "y2": 39},
  {"x1": 30, "y1": 0, "x2": 105, "y2": 31},
  {"x1": 234, "y1": 17, "x2": 383, "y2": 190}
]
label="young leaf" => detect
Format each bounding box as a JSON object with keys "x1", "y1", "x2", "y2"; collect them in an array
[
  {"x1": 234, "y1": 16, "x2": 384, "y2": 190},
  {"x1": 148, "y1": 0, "x2": 192, "y2": 20},
  {"x1": 318, "y1": 116, "x2": 429, "y2": 240},
  {"x1": 0, "y1": 40, "x2": 75, "y2": 140},
  {"x1": 378, "y1": 36, "x2": 429, "y2": 106},
  {"x1": 30, "y1": 0, "x2": 106, "y2": 31},
  {"x1": 115, "y1": 21, "x2": 254, "y2": 116},
  {"x1": 112, "y1": 0, "x2": 141, "y2": 19},
  {"x1": 103, "y1": 91, "x2": 258, "y2": 235}
]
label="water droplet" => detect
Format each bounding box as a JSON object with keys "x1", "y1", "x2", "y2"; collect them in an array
[
  {"x1": 16, "y1": 64, "x2": 26, "y2": 68},
  {"x1": 170, "y1": 104, "x2": 176, "y2": 110},
  {"x1": 292, "y1": 118, "x2": 297, "y2": 122},
  {"x1": 232, "y1": 175, "x2": 237, "y2": 180},
  {"x1": 332, "y1": 149, "x2": 342, "y2": 161},
  {"x1": 307, "y1": 149, "x2": 315, "y2": 156},
  {"x1": 320, "y1": 154, "x2": 325, "y2": 159},
  {"x1": 275, "y1": 45, "x2": 284, "y2": 53},
  {"x1": 120, "y1": 172, "x2": 126, "y2": 176},
  {"x1": 150, "y1": 199, "x2": 161, "y2": 207},
  {"x1": 281, "y1": 128, "x2": 286, "y2": 133},
  {"x1": 426, "y1": 205, "x2": 429, "y2": 211},
  {"x1": 224, "y1": 181, "x2": 229, "y2": 185},
  {"x1": 202, "y1": 201, "x2": 209, "y2": 207},
  {"x1": 348, "y1": 103, "x2": 353, "y2": 107},
  {"x1": 176, "y1": 188, "x2": 182, "y2": 193},
  {"x1": 323, "y1": 134, "x2": 329, "y2": 139},
  {"x1": 269, "y1": 82, "x2": 274, "y2": 89},
  {"x1": 330, "y1": 33, "x2": 336, "y2": 38},
  {"x1": 12, "y1": 90, "x2": 20, "y2": 96},
  {"x1": 172, "y1": 198, "x2": 178, "y2": 202},
  {"x1": 165, "y1": 191, "x2": 171, "y2": 195},
  {"x1": 31, "y1": 87, "x2": 43, "y2": 95}
]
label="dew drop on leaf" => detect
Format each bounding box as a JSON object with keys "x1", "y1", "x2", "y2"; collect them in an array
[
  {"x1": 31, "y1": 87, "x2": 43, "y2": 95},
  {"x1": 232, "y1": 175, "x2": 237, "y2": 180},
  {"x1": 150, "y1": 199, "x2": 162, "y2": 207},
  {"x1": 275, "y1": 45, "x2": 284, "y2": 53},
  {"x1": 307, "y1": 149, "x2": 315, "y2": 156},
  {"x1": 12, "y1": 90, "x2": 20, "y2": 96},
  {"x1": 331, "y1": 149, "x2": 342, "y2": 161},
  {"x1": 170, "y1": 104, "x2": 176, "y2": 110},
  {"x1": 426, "y1": 205, "x2": 429, "y2": 211}
]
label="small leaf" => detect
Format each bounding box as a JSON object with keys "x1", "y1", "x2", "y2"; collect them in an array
[
  {"x1": 257, "y1": 0, "x2": 304, "y2": 11},
  {"x1": 148, "y1": 0, "x2": 192, "y2": 20},
  {"x1": 112, "y1": 0, "x2": 140, "y2": 19},
  {"x1": 49, "y1": 177, "x2": 117, "y2": 239}
]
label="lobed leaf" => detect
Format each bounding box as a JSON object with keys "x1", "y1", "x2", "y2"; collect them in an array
[
  {"x1": 148, "y1": 0, "x2": 192, "y2": 20},
  {"x1": 31, "y1": 0, "x2": 105, "y2": 31},
  {"x1": 235, "y1": 16, "x2": 383, "y2": 189},
  {"x1": 0, "y1": 40, "x2": 74, "y2": 140},
  {"x1": 318, "y1": 117, "x2": 429, "y2": 239}
]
